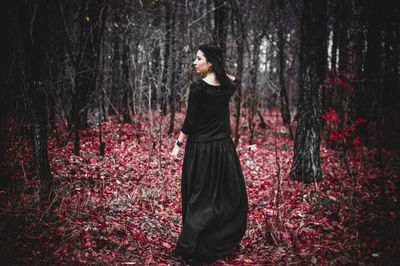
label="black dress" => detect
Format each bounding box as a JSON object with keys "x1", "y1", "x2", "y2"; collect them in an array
[{"x1": 173, "y1": 79, "x2": 248, "y2": 261}]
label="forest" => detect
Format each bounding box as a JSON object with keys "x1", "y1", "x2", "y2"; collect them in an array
[{"x1": 1, "y1": 0, "x2": 399, "y2": 264}]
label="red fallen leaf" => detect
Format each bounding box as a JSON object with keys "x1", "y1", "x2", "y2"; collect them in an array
[
  {"x1": 328, "y1": 195, "x2": 338, "y2": 202},
  {"x1": 352, "y1": 138, "x2": 360, "y2": 146},
  {"x1": 134, "y1": 233, "x2": 141, "y2": 240},
  {"x1": 368, "y1": 176, "x2": 376, "y2": 179},
  {"x1": 162, "y1": 242, "x2": 171, "y2": 249},
  {"x1": 281, "y1": 232, "x2": 290, "y2": 239}
]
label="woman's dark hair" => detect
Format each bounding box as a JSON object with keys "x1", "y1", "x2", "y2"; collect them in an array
[{"x1": 198, "y1": 44, "x2": 234, "y2": 88}]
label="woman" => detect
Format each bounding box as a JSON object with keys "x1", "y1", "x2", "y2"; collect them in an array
[{"x1": 170, "y1": 44, "x2": 248, "y2": 262}]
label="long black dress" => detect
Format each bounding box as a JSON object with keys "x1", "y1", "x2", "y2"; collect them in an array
[{"x1": 173, "y1": 79, "x2": 248, "y2": 261}]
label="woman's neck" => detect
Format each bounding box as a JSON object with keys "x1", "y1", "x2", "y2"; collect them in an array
[
  {"x1": 205, "y1": 71, "x2": 215, "y2": 79},
  {"x1": 204, "y1": 72, "x2": 220, "y2": 85}
]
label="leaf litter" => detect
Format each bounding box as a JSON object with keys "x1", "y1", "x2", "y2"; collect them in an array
[{"x1": 0, "y1": 111, "x2": 399, "y2": 264}]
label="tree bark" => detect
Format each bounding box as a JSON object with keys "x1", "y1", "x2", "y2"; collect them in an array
[
  {"x1": 160, "y1": 2, "x2": 171, "y2": 115},
  {"x1": 15, "y1": 0, "x2": 53, "y2": 192},
  {"x1": 330, "y1": 0, "x2": 338, "y2": 76},
  {"x1": 337, "y1": 1, "x2": 350, "y2": 72},
  {"x1": 63, "y1": 0, "x2": 108, "y2": 155},
  {"x1": 249, "y1": 36, "x2": 262, "y2": 145},
  {"x1": 277, "y1": 23, "x2": 293, "y2": 140},
  {"x1": 290, "y1": 0, "x2": 327, "y2": 184},
  {"x1": 382, "y1": 1, "x2": 400, "y2": 147},
  {"x1": 214, "y1": 0, "x2": 228, "y2": 56},
  {"x1": 357, "y1": 0, "x2": 383, "y2": 145},
  {"x1": 109, "y1": 18, "x2": 121, "y2": 117},
  {"x1": 121, "y1": 28, "x2": 131, "y2": 123},
  {"x1": 168, "y1": 2, "x2": 177, "y2": 137},
  {"x1": 230, "y1": 0, "x2": 245, "y2": 146}
]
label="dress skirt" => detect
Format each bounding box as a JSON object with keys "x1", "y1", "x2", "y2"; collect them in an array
[{"x1": 174, "y1": 136, "x2": 248, "y2": 261}]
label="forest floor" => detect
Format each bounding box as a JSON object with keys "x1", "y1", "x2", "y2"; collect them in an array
[{"x1": 1, "y1": 110, "x2": 400, "y2": 265}]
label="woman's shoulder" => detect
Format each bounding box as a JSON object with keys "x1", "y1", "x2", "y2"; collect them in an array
[
  {"x1": 188, "y1": 80, "x2": 205, "y2": 95},
  {"x1": 190, "y1": 80, "x2": 205, "y2": 90},
  {"x1": 191, "y1": 79, "x2": 204, "y2": 86}
]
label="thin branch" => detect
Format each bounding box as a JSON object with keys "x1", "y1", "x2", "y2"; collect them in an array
[{"x1": 188, "y1": 6, "x2": 217, "y2": 27}]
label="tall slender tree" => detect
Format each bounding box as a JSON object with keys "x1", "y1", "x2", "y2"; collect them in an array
[
  {"x1": 276, "y1": 0, "x2": 294, "y2": 140},
  {"x1": 290, "y1": 0, "x2": 328, "y2": 184},
  {"x1": 230, "y1": 0, "x2": 245, "y2": 146},
  {"x1": 382, "y1": 1, "x2": 399, "y2": 147},
  {"x1": 167, "y1": 1, "x2": 178, "y2": 137},
  {"x1": 14, "y1": 0, "x2": 54, "y2": 194},
  {"x1": 59, "y1": 0, "x2": 108, "y2": 155},
  {"x1": 214, "y1": 0, "x2": 228, "y2": 55}
]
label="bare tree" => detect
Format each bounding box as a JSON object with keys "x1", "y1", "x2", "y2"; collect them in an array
[
  {"x1": 289, "y1": 0, "x2": 328, "y2": 184},
  {"x1": 14, "y1": 0, "x2": 54, "y2": 196}
]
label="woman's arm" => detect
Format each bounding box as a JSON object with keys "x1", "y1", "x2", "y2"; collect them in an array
[
  {"x1": 177, "y1": 131, "x2": 188, "y2": 143},
  {"x1": 170, "y1": 131, "x2": 188, "y2": 157}
]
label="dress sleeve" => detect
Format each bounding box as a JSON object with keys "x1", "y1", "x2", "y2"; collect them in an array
[{"x1": 181, "y1": 83, "x2": 200, "y2": 135}]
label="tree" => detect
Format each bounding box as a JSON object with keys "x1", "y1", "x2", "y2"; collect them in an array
[
  {"x1": 59, "y1": 0, "x2": 108, "y2": 155},
  {"x1": 14, "y1": 0, "x2": 53, "y2": 194},
  {"x1": 214, "y1": 0, "x2": 228, "y2": 55},
  {"x1": 357, "y1": 0, "x2": 382, "y2": 145},
  {"x1": 290, "y1": 0, "x2": 328, "y2": 184},
  {"x1": 382, "y1": 1, "x2": 400, "y2": 147},
  {"x1": 275, "y1": 0, "x2": 294, "y2": 140},
  {"x1": 230, "y1": 0, "x2": 246, "y2": 146}
]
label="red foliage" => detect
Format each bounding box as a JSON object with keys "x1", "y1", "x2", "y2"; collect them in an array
[{"x1": 0, "y1": 111, "x2": 399, "y2": 265}]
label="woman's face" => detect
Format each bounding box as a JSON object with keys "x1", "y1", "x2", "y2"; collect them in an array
[{"x1": 193, "y1": 50, "x2": 212, "y2": 74}]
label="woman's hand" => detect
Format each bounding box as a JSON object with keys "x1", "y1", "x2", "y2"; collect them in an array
[
  {"x1": 170, "y1": 145, "x2": 180, "y2": 158},
  {"x1": 227, "y1": 73, "x2": 236, "y2": 81},
  {"x1": 170, "y1": 132, "x2": 187, "y2": 158}
]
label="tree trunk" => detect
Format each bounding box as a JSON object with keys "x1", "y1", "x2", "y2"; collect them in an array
[
  {"x1": 68, "y1": 0, "x2": 108, "y2": 155},
  {"x1": 234, "y1": 47, "x2": 244, "y2": 147},
  {"x1": 109, "y1": 23, "x2": 121, "y2": 117},
  {"x1": 160, "y1": 2, "x2": 171, "y2": 115},
  {"x1": 290, "y1": 0, "x2": 327, "y2": 184},
  {"x1": 333, "y1": 1, "x2": 351, "y2": 150},
  {"x1": 338, "y1": 1, "x2": 350, "y2": 72},
  {"x1": 214, "y1": 0, "x2": 228, "y2": 56},
  {"x1": 351, "y1": 0, "x2": 365, "y2": 114},
  {"x1": 15, "y1": 0, "x2": 53, "y2": 193},
  {"x1": 249, "y1": 36, "x2": 261, "y2": 145},
  {"x1": 27, "y1": 83, "x2": 52, "y2": 186},
  {"x1": 382, "y1": 1, "x2": 400, "y2": 147},
  {"x1": 278, "y1": 24, "x2": 293, "y2": 140},
  {"x1": 358, "y1": 0, "x2": 382, "y2": 145},
  {"x1": 121, "y1": 30, "x2": 131, "y2": 123},
  {"x1": 330, "y1": 0, "x2": 338, "y2": 76},
  {"x1": 151, "y1": 3, "x2": 162, "y2": 111},
  {"x1": 231, "y1": 0, "x2": 245, "y2": 146},
  {"x1": 168, "y1": 3, "x2": 177, "y2": 137}
]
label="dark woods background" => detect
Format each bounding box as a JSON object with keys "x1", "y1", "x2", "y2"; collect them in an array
[
  {"x1": 1, "y1": 0, "x2": 399, "y2": 210},
  {"x1": 1, "y1": 0, "x2": 400, "y2": 264}
]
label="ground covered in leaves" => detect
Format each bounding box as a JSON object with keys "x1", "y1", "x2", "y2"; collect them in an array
[{"x1": 1, "y1": 110, "x2": 399, "y2": 265}]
